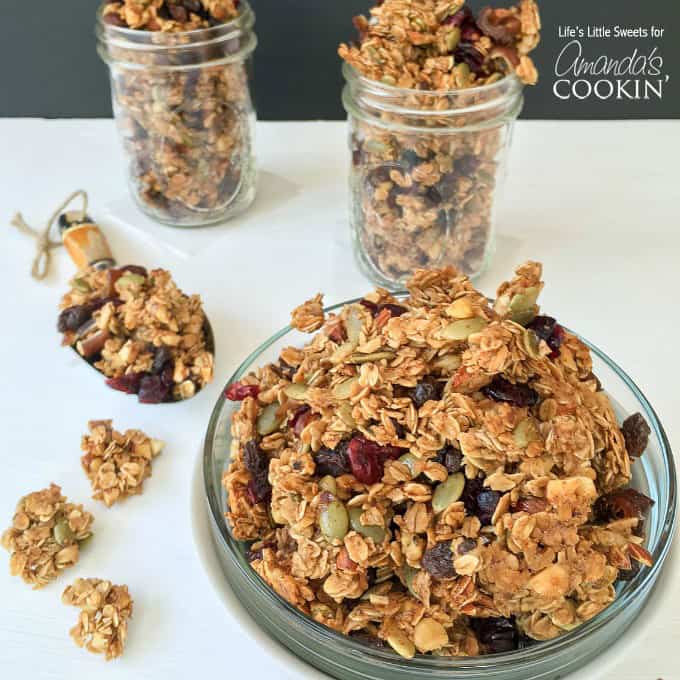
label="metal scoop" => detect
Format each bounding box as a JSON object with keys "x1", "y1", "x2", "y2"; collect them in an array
[{"x1": 57, "y1": 212, "x2": 215, "y2": 402}]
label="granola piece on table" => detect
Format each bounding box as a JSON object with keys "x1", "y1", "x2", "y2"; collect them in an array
[{"x1": 1, "y1": 484, "x2": 93, "y2": 588}]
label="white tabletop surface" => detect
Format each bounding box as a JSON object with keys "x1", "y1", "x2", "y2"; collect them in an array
[{"x1": 0, "y1": 118, "x2": 679, "y2": 680}]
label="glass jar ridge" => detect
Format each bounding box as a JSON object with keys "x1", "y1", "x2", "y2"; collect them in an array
[
  {"x1": 97, "y1": 2, "x2": 258, "y2": 227},
  {"x1": 343, "y1": 64, "x2": 523, "y2": 288}
]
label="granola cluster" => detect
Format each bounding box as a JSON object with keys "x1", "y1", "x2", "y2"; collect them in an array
[
  {"x1": 223, "y1": 262, "x2": 654, "y2": 657},
  {"x1": 1, "y1": 485, "x2": 94, "y2": 589},
  {"x1": 103, "y1": 0, "x2": 240, "y2": 31},
  {"x1": 100, "y1": 1, "x2": 255, "y2": 225},
  {"x1": 81, "y1": 420, "x2": 164, "y2": 507},
  {"x1": 58, "y1": 266, "x2": 214, "y2": 403},
  {"x1": 340, "y1": 0, "x2": 541, "y2": 284},
  {"x1": 62, "y1": 578, "x2": 134, "y2": 661}
]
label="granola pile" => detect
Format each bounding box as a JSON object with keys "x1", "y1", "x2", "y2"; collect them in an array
[
  {"x1": 58, "y1": 266, "x2": 214, "y2": 403},
  {"x1": 103, "y1": 0, "x2": 240, "y2": 31},
  {"x1": 1, "y1": 485, "x2": 94, "y2": 589},
  {"x1": 222, "y1": 262, "x2": 654, "y2": 657},
  {"x1": 62, "y1": 578, "x2": 134, "y2": 660},
  {"x1": 100, "y1": 1, "x2": 255, "y2": 225},
  {"x1": 340, "y1": 0, "x2": 541, "y2": 284},
  {"x1": 81, "y1": 420, "x2": 164, "y2": 507}
]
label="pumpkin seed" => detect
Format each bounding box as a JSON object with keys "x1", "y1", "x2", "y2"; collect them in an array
[
  {"x1": 433, "y1": 354, "x2": 462, "y2": 372},
  {"x1": 320, "y1": 500, "x2": 349, "y2": 541},
  {"x1": 348, "y1": 507, "x2": 386, "y2": 543},
  {"x1": 319, "y1": 475, "x2": 338, "y2": 495},
  {"x1": 381, "y1": 75, "x2": 397, "y2": 86},
  {"x1": 71, "y1": 277, "x2": 91, "y2": 293},
  {"x1": 387, "y1": 629, "x2": 416, "y2": 659},
  {"x1": 508, "y1": 287, "x2": 539, "y2": 324},
  {"x1": 116, "y1": 272, "x2": 145, "y2": 289},
  {"x1": 403, "y1": 565, "x2": 420, "y2": 596},
  {"x1": 445, "y1": 26, "x2": 461, "y2": 52},
  {"x1": 53, "y1": 519, "x2": 75, "y2": 546},
  {"x1": 440, "y1": 318, "x2": 487, "y2": 341},
  {"x1": 338, "y1": 402, "x2": 356, "y2": 427},
  {"x1": 256, "y1": 403, "x2": 283, "y2": 436},
  {"x1": 348, "y1": 351, "x2": 395, "y2": 364},
  {"x1": 283, "y1": 383, "x2": 309, "y2": 400},
  {"x1": 522, "y1": 329, "x2": 542, "y2": 358},
  {"x1": 513, "y1": 418, "x2": 540, "y2": 448},
  {"x1": 333, "y1": 377, "x2": 358, "y2": 400},
  {"x1": 432, "y1": 473, "x2": 465, "y2": 513}
]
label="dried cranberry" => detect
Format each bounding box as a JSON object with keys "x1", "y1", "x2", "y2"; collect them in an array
[
  {"x1": 105, "y1": 372, "x2": 144, "y2": 395},
  {"x1": 547, "y1": 324, "x2": 566, "y2": 357},
  {"x1": 527, "y1": 316, "x2": 557, "y2": 342},
  {"x1": 454, "y1": 43, "x2": 485, "y2": 74},
  {"x1": 593, "y1": 488, "x2": 654, "y2": 523},
  {"x1": 290, "y1": 405, "x2": 314, "y2": 437},
  {"x1": 476, "y1": 490, "x2": 501, "y2": 525},
  {"x1": 621, "y1": 413, "x2": 651, "y2": 458},
  {"x1": 512, "y1": 497, "x2": 549, "y2": 514},
  {"x1": 470, "y1": 617, "x2": 518, "y2": 653},
  {"x1": 151, "y1": 345, "x2": 173, "y2": 374},
  {"x1": 138, "y1": 374, "x2": 172, "y2": 404},
  {"x1": 482, "y1": 377, "x2": 539, "y2": 408},
  {"x1": 435, "y1": 445, "x2": 463, "y2": 474},
  {"x1": 408, "y1": 376, "x2": 444, "y2": 408},
  {"x1": 225, "y1": 382, "x2": 260, "y2": 401},
  {"x1": 378, "y1": 303, "x2": 407, "y2": 318},
  {"x1": 314, "y1": 441, "x2": 351, "y2": 477},
  {"x1": 347, "y1": 437, "x2": 382, "y2": 484},
  {"x1": 422, "y1": 541, "x2": 456, "y2": 579},
  {"x1": 103, "y1": 12, "x2": 127, "y2": 27},
  {"x1": 168, "y1": 3, "x2": 189, "y2": 22},
  {"x1": 442, "y1": 7, "x2": 473, "y2": 27}
]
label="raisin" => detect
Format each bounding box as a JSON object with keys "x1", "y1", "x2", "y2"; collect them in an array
[
  {"x1": 408, "y1": 376, "x2": 443, "y2": 408},
  {"x1": 106, "y1": 372, "x2": 144, "y2": 395},
  {"x1": 314, "y1": 441, "x2": 351, "y2": 477},
  {"x1": 225, "y1": 382, "x2": 260, "y2": 401},
  {"x1": 454, "y1": 43, "x2": 485, "y2": 74},
  {"x1": 151, "y1": 345, "x2": 173, "y2": 374},
  {"x1": 621, "y1": 413, "x2": 651, "y2": 458},
  {"x1": 476, "y1": 490, "x2": 501, "y2": 525},
  {"x1": 517, "y1": 632, "x2": 539, "y2": 649},
  {"x1": 366, "y1": 566, "x2": 378, "y2": 587},
  {"x1": 457, "y1": 538, "x2": 476, "y2": 555},
  {"x1": 593, "y1": 488, "x2": 654, "y2": 523},
  {"x1": 246, "y1": 547, "x2": 263, "y2": 562},
  {"x1": 482, "y1": 376, "x2": 539, "y2": 408},
  {"x1": 243, "y1": 440, "x2": 271, "y2": 504},
  {"x1": 349, "y1": 632, "x2": 387, "y2": 649},
  {"x1": 547, "y1": 324, "x2": 566, "y2": 357},
  {"x1": 470, "y1": 617, "x2": 518, "y2": 653},
  {"x1": 138, "y1": 374, "x2": 172, "y2": 404},
  {"x1": 527, "y1": 316, "x2": 557, "y2": 342},
  {"x1": 400, "y1": 149, "x2": 421, "y2": 168},
  {"x1": 512, "y1": 497, "x2": 549, "y2": 514},
  {"x1": 360, "y1": 299, "x2": 379, "y2": 315},
  {"x1": 422, "y1": 541, "x2": 456, "y2": 579},
  {"x1": 617, "y1": 559, "x2": 641, "y2": 582},
  {"x1": 435, "y1": 445, "x2": 463, "y2": 474},
  {"x1": 453, "y1": 155, "x2": 479, "y2": 177},
  {"x1": 461, "y1": 477, "x2": 484, "y2": 516}
]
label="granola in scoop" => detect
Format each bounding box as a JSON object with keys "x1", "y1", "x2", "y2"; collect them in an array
[
  {"x1": 81, "y1": 421, "x2": 164, "y2": 507},
  {"x1": 58, "y1": 266, "x2": 214, "y2": 403},
  {"x1": 340, "y1": 1, "x2": 541, "y2": 284},
  {"x1": 62, "y1": 578, "x2": 133, "y2": 660},
  {"x1": 2, "y1": 484, "x2": 94, "y2": 589},
  {"x1": 222, "y1": 262, "x2": 654, "y2": 656}
]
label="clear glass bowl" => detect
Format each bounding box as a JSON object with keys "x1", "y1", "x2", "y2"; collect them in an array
[{"x1": 203, "y1": 296, "x2": 677, "y2": 680}]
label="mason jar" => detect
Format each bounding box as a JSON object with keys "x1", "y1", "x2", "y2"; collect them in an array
[
  {"x1": 342, "y1": 64, "x2": 523, "y2": 288},
  {"x1": 97, "y1": 2, "x2": 257, "y2": 227}
]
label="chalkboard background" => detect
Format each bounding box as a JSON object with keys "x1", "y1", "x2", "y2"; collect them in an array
[{"x1": 0, "y1": 0, "x2": 676, "y2": 119}]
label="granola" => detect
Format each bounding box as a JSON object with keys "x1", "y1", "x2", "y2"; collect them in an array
[
  {"x1": 1, "y1": 484, "x2": 94, "y2": 589},
  {"x1": 62, "y1": 578, "x2": 133, "y2": 660},
  {"x1": 99, "y1": 1, "x2": 256, "y2": 225},
  {"x1": 339, "y1": 0, "x2": 541, "y2": 284},
  {"x1": 81, "y1": 420, "x2": 164, "y2": 506},
  {"x1": 222, "y1": 262, "x2": 654, "y2": 657},
  {"x1": 58, "y1": 265, "x2": 214, "y2": 403}
]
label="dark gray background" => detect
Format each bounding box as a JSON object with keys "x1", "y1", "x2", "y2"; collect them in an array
[{"x1": 0, "y1": 0, "x2": 676, "y2": 119}]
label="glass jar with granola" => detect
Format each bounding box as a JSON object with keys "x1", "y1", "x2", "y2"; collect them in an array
[
  {"x1": 97, "y1": 1, "x2": 257, "y2": 227},
  {"x1": 340, "y1": 0, "x2": 541, "y2": 287}
]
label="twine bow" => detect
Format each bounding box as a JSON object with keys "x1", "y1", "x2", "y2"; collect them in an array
[{"x1": 10, "y1": 190, "x2": 89, "y2": 280}]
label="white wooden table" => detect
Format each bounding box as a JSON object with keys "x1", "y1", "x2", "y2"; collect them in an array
[{"x1": 1, "y1": 119, "x2": 678, "y2": 680}]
